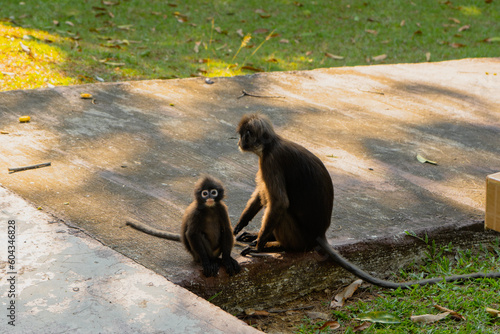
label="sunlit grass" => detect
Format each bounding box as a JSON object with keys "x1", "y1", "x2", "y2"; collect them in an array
[
  {"x1": 0, "y1": 23, "x2": 77, "y2": 91},
  {"x1": 0, "y1": 0, "x2": 499, "y2": 92}
]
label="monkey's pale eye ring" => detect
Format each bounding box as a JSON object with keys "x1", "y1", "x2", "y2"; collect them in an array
[
  {"x1": 201, "y1": 190, "x2": 209, "y2": 198},
  {"x1": 210, "y1": 189, "x2": 218, "y2": 197}
]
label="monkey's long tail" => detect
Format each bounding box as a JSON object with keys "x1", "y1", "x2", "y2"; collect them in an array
[
  {"x1": 126, "y1": 220, "x2": 181, "y2": 241},
  {"x1": 316, "y1": 237, "x2": 500, "y2": 289}
]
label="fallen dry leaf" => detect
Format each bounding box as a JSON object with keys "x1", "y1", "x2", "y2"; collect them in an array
[
  {"x1": 372, "y1": 54, "x2": 387, "y2": 61},
  {"x1": 365, "y1": 29, "x2": 378, "y2": 35},
  {"x1": 104, "y1": 61, "x2": 125, "y2": 66},
  {"x1": 19, "y1": 42, "x2": 31, "y2": 55},
  {"x1": 451, "y1": 42, "x2": 466, "y2": 48},
  {"x1": 102, "y1": 0, "x2": 120, "y2": 5},
  {"x1": 325, "y1": 53, "x2": 344, "y2": 60},
  {"x1": 174, "y1": 12, "x2": 188, "y2": 23},
  {"x1": 353, "y1": 322, "x2": 371, "y2": 332},
  {"x1": 244, "y1": 308, "x2": 271, "y2": 316},
  {"x1": 483, "y1": 37, "x2": 500, "y2": 43},
  {"x1": 426, "y1": 52, "x2": 431, "y2": 61},
  {"x1": 319, "y1": 321, "x2": 340, "y2": 330},
  {"x1": 458, "y1": 25, "x2": 471, "y2": 32},
  {"x1": 434, "y1": 304, "x2": 466, "y2": 321},
  {"x1": 411, "y1": 312, "x2": 450, "y2": 323},
  {"x1": 194, "y1": 41, "x2": 201, "y2": 53},
  {"x1": 486, "y1": 307, "x2": 500, "y2": 317},
  {"x1": 331, "y1": 279, "x2": 363, "y2": 308},
  {"x1": 240, "y1": 65, "x2": 263, "y2": 72},
  {"x1": 449, "y1": 17, "x2": 461, "y2": 24},
  {"x1": 416, "y1": 154, "x2": 438, "y2": 165},
  {"x1": 279, "y1": 39, "x2": 289, "y2": 43},
  {"x1": 253, "y1": 28, "x2": 269, "y2": 34},
  {"x1": 236, "y1": 29, "x2": 244, "y2": 37},
  {"x1": 118, "y1": 24, "x2": 134, "y2": 31}
]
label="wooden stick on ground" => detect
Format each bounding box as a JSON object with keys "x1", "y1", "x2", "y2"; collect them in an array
[
  {"x1": 237, "y1": 90, "x2": 285, "y2": 99},
  {"x1": 8, "y1": 162, "x2": 52, "y2": 174}
]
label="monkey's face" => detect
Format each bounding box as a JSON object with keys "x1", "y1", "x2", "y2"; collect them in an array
[
  {"x1": 237, "y1": 114, "x2": 276, "y2": 156},
  {"x1": 200, "y1": 188, "x2": 220, "y2": 207},
  {"x1": 194, "y1": 176, "x2": 225, "y2": 207},
  {"x1": 238, "y1": 128, "x2": 261, "y2": 153}
]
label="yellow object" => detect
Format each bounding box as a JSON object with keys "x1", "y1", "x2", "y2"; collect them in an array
[
  {"x1": 19, "y1": 116, "x2": 31, "y2": 122},
  {"x1": 80, "y1": 93, "x2": 93, "y2": 99},
  {"x1": 485, "y1": 172, "x2": 500, "y2": 232}
]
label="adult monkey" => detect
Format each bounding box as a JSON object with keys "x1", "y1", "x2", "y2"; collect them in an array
[
  {"x1": 234, "y1": 113, "x2": 500, "y2": 289},
  {"x1": 127, "y1": 176, "x2": 240, "y2": 277}
]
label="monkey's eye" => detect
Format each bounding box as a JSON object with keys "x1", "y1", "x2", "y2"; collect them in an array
[
  {"x1": 210, "y1": 189, "x2": 218, "y2": 197},
  {"x1": 201, "y1": 190, "x2": 209, "y2": 198}
]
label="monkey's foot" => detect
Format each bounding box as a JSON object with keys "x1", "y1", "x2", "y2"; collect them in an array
[
  {"x1": 223, "y1": 257, "x2": 241, "y2": 276},
  {"x1": 202, "y1": 261, "x2": 220, "y2": 277}
]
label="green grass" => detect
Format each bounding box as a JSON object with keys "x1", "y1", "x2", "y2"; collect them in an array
[
  {"x1": 298, "y1": 238, "x2": 500, "y2": 333},
  {"x1": 1, "y1": 0, "x2": 499, "y2": 91}
]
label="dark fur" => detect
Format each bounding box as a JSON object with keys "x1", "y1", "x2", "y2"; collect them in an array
[
  {"x1": 234, "y1": 113, "x2": 333, "y2": 252},
  {"x1": 127, "y1": 176, "x2": 240, "y2": 277},
  {"x1": 235, "y1": 113, "x2": 500, "y2": 288}
]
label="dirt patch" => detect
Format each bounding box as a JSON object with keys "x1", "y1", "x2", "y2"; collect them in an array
[{"x1": 237, "y1": 286, "x2": 378, "y2": 333}]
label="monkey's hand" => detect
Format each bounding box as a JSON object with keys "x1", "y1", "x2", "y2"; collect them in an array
[
  {"x1": 201, "y1": 260, "x2": 220, "y2": 277},
  {"x1": 233, "y1": 223, "x2": 244, "y2": 235},
  {"x1": 236, "y1": 231, "x2": 258, "y2": 243},
  {"x1": 223, "y1": 257, "x2": 241, "y2": 276}
]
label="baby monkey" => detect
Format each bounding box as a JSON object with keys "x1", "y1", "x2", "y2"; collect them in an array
[{"x1": 127, "y1": 176, "x2": 240, "y2": 277}]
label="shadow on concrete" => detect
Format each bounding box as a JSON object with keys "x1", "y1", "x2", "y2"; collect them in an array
[{"x1": 1, "y1": 58, "x2": 499, "y2": 312}]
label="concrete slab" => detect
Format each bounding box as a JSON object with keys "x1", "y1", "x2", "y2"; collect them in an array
[
  {"x1": 0, "y1": 187, "x2": 261, "y2": 333},
  {"x1": 0, "y1": 58, "x2": 500, "y2": 313}
]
